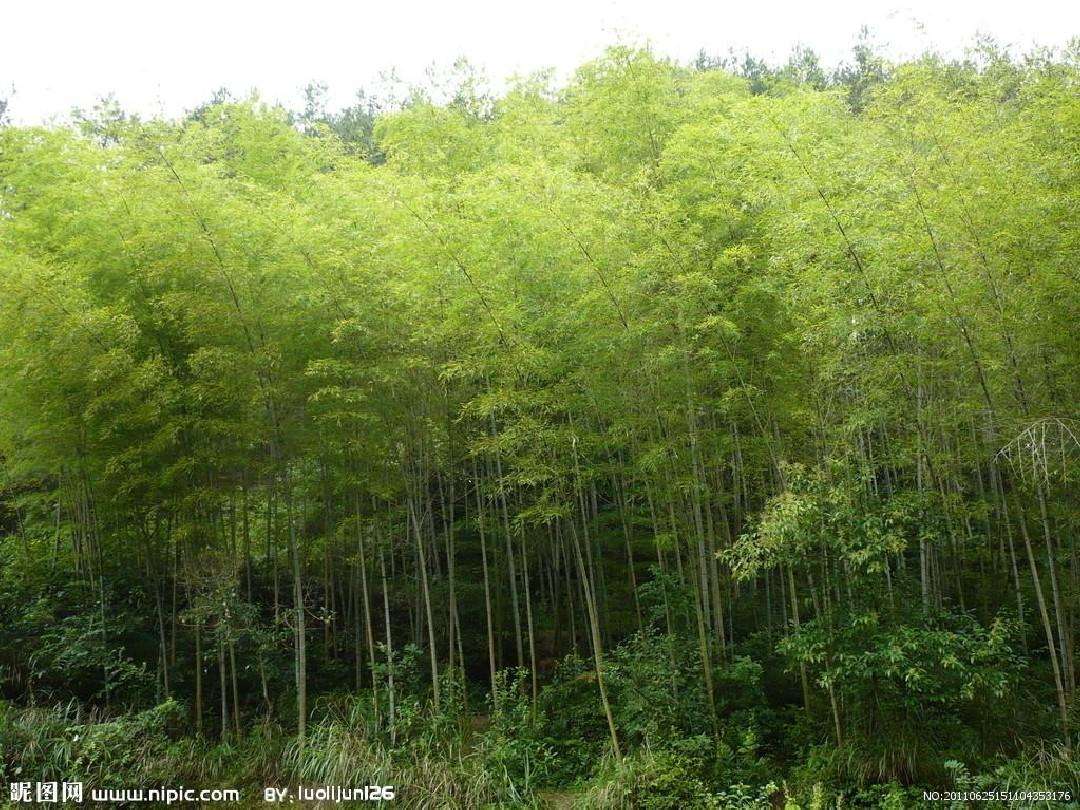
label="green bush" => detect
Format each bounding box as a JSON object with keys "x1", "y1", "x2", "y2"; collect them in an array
[
  {"x1": 576, "y1": 748, "x2": 719, "y2": 809},
  {"x1": 1, "y1": 699, "x2": 185, "y2": 785}
]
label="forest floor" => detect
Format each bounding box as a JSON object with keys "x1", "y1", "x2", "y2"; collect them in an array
[{"x1": 537, "y1": 789, "x2": 581, "y2": 808}]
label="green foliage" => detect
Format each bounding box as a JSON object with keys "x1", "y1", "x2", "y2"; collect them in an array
[
  {"x1": 952, "y1": 742, "x2": 1080, "y2": 797},
  {"x1": 1, "y1": 699, "x2": 186, "y2": 786},
  {"x1": 478, "y1": 669, "x2": 560, "y2": 791},
  {"x1": 781, "y1": 610, "x2": 1026, "y2": 784},
  {"x1": 1, "y1": 35, "x2": 1078, "y2": 806},
  {"x1": 575, "y1": 748, "x2": 720, "y2": 809},
  {"x1": 284, "y1": 694, "x2": 514, "y2": 809}
]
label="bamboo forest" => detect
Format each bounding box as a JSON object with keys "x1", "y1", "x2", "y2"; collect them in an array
[{"x1": 1, "y1": 39, "x2": 1079, "y2": 808}]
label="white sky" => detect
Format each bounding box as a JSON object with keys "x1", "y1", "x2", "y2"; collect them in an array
[{"x1": 3, "y1": 0, "x2": 1077, "y2": 123}]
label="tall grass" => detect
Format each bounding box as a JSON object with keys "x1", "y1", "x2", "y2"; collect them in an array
[
  {"x1": 2, "y1": 696, "x2": 534, "y2": 808},
  {"x1": 282, "y1": 692, "x2": 523, "y2": 808}
]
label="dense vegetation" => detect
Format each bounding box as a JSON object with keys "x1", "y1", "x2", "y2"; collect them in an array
[{"x1": 1, "y1": 41, "x2": 1078, "y2": 807}]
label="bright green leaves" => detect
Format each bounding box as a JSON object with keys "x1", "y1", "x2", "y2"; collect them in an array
[
  {"x1": 780, "y1": 610, "x2": 1025, "y2": 707},
  {"x1": 730, "y1": 463, "x2": 909, "y2": 578},
  {"x1": 562, "y1": 46, "x2": 688, "y2": 184}
]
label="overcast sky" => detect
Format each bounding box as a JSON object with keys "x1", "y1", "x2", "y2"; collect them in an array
[{"x1": 3, "y1": 0, "x2": 1077, "y2": 123}]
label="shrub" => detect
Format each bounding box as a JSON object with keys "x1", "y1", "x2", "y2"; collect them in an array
[{"x1": 575, "y1": 748, "x2": 718, "y2": 809}]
